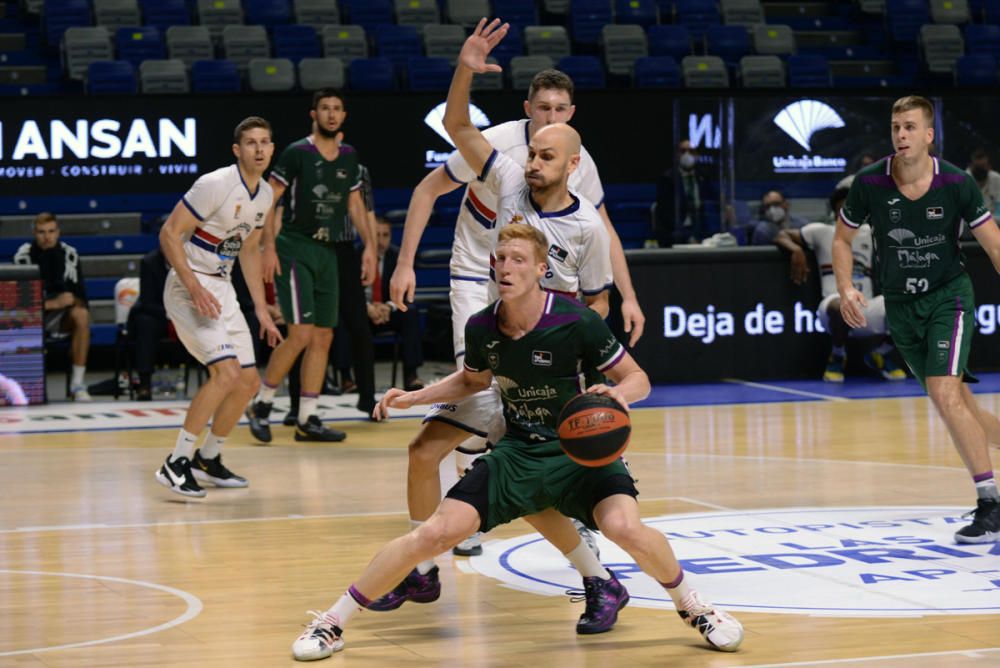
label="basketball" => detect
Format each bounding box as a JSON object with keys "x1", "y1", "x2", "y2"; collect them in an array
[{"x1": 557, "y1": 393, "x2": 631, "y2": 467}]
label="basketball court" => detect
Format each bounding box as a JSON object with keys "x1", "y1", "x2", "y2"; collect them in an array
[{"x1": 2, "y1": 370, "x2": 1000, "y2": 667}]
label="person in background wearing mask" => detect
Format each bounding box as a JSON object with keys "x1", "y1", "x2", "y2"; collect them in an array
[
  {"x1": 654, "y1": 139, "x2": 714, "y2": 246},
  {"x1": 967, "y1": 148, "x2": 1000, "y2": 214},
  {"x1": 751, "y1": 189, "x2": 809, "y2": 246}
]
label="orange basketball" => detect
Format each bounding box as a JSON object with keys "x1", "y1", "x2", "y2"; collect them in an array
[{"x1": 556, "y1": 393, "x2": 631, "y2": 467}]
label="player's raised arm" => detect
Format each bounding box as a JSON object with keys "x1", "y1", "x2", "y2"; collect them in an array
[{"x1": 443, "y1": 18, "x2": 509, "y2": 177}]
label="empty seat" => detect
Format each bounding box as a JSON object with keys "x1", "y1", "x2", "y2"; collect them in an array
[
  {"x1": 116, "y1": 26, "x2": 165, "y2": 68},
  {"x1": 222, "y1": 25, "x2": 270, "y2": 72},
  {"x1": 140, "y1": 0, "x2": 190, "y2": 30},
  {"x1": 601, "y1": 24, "x2": 647, "y2": 77},
  {"x1": 166, "y1": 26, "x2": 213, "y2": 68},
  {"x1": 920, "y1": 24, "x2": 964, "y2": 74},
  {"x1": 953, "y1": 53, "x2": 997, "y2": 85},
  {"x1": 248, "y1": 57, "x2": 295, "y2": 91},
  {"x1": 294, "y1": 0, "x2": 340, "y2": 27},
  {"x1": 752, "y1": 24, "x2": 795, "y2": 55},
  {"x1": 509, "y1": 54, "x2": 554, "y2": 90},
  {"x1": 139, "y1": 58, "x2": 190, "y2": 93},
  {"x1": 471, "y1": 57, "x2": 503, "y2": 89},
  {"x1": 244, "y1": 0, "x2": 292, "y2": 26},
  {"x1": 569, "y1": 0, "x2": 614, "y2": 48},
  {"x1": 196, "y1": 0, "x2": 244, "y2": 40},
  {"x1": 375, "y1": 24, "x2": 423, "y2": 68},
  {"x1": 543, "y1": 0, "x2": 571, "y2": 13},
  {"x1": 858, "y1": 0, "x2": 885, "y2": 12},
  {"x1": 493, "y1": 0, "x2": 538, "y2": 28},
  {"x1": 343, "y1": 0, "x2": 393, "y2": 31},
  {"x1": 491, "y1": 24, "x2": 524, "y2": 66},
  {"x1": 406, "y1": 56, "x2": 452, "y2": 90},
  {"x1": 720, "y1": 0, "x2": 763, "y2": 27},
  {"x1": 964, "y1": 24, "x2": 1000, "y2": 60},
  {"x1": 446, "y1": 0, "x2": 490, "y2": 27},
  {"x1": 525, "y1": 26, "x2": 572, "y2": 59},
  {"x1": 676, "y1": 0, "x2": 721, "y2": 41},
  {"x1": 614, "y1": 0, "x2": 658, "y2": 27},
  {"x1": 44, "y1": 0, "x2": 92, "y2": 48},
  {"x1": 394, "y1": 0, "x2": 439, "y2": 27},
  {"x1": 633, "y1": 55, "x2": 680, "y2": 87},
  {"x1": 191, "y1": 59, "x2": 241, "y2": 91},
  {"x1": 63, "y1": 26, "x2": 113, "y2": 81},
  {"x1": 86, "y1": 60, "x2": 137, "y2": 93},
  {"x1": 94, "y1": 0, "x2": 141, "y2": 28},
  {"x1": 321, "y1": 25, "x2": 367, "y2": 63},
  {"x1": 706, "y1": 24, "x2": 751, "y2": 65},
  {"x1": 930, "y1": 0, "x2": 970, "y2": 23},
  {"x1": 299, "y1": 56, "x2": 345, "y2": 89},
  {"x1": 787, "y1": 54, "x2": 830, "y2": 86},
  {"x1": 986, "y1": 0, "x2": 1000, "y2": 24},
  {"x1": 739, "y1": 54, "x2": 784, "y2": 87},
  {"x1": 885, "y1": 0, "x2": 929, "y2": 42},
  {"x1": 348, "y1": 57, "x2": 395, "y2": 90},
  {"x1": 681, "y1": 54, "x2": 729, "y2": 87},
  {"x1": 647, "y1": 24, "x2": 692, "y2": 60},
  {"x1": 556, "y1": 55, "x2": 606, "y2": 88},
  {"x1": 273, "y1": 24, "x2": 320, "y2": 63},
  {"x1": 424, "y1": 24, "x2": 465, "y2": 62}
]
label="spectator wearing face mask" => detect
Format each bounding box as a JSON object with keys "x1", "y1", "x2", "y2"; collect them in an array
[
  {"x1": 751, "y1": 189, "x2": 809, "y2": 246},
  {"x1": 967, "y1": 147, "x2": 1000, "y2": 214},
  {"x1": 654, "y1": 138, "x2": 718, "y2": 246}
]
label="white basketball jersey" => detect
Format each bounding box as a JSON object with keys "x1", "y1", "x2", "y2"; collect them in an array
[
  {"x1": 483, "y1": 150, "x2": 612, "y2": 299},
  {"x1": 800, "y1": 222, "x2": 874, "y2": 299},
  {"x1": 181, "y1": 164, "x2": 274, "y2": 278},
  {"x1": 444, "y1": 119, "x2": 605, "y2": 280}
]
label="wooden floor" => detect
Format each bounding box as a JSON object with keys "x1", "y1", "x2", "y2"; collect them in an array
[{"x1": 2, "y1": 392, "x2": 1000, "y2": 667}]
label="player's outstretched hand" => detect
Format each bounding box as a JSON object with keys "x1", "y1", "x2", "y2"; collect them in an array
[
  {"x1": 372, "y1": 388, "x2": 415, "y2": 421},
  {"x1": 585, "y1": 384, "x2": 630, "y2": 412},
  {"x1": 262, "y1": 245, "x2": 280, "y2": 283},
  {"x1": 190, "y1": 282, "x2": 222, "y2": 320},
  {"x1": 620, "y1": 298, "x2": 646, "y2": 347},
  {"x1": 459, "y1": 18, "x2": 509, "y2": 73},
  {"x1": 390, "y1": 265, "x2": 416, "y2": 313},
  {"x1": 256, "y1": 307, "x2": 284, "y2": 347},
  {"x1": 839, "y1": 287, "x2": 868, "y2": 329}
]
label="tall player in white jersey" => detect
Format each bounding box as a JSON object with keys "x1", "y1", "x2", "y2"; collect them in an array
[{"x1": 155, "y1": 117, "x2": 283, "y2": 498}]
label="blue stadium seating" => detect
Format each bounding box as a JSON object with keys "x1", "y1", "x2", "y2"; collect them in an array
[
  {"x1": 556, "y1": 55, "x2": 606, "y2": 88},
  {"x1": 569, "y1": 0, "x2": 615, "y2": 48},
  {"x1": 375, "y1": 24, "x2": 423, "y2": 69},
  {"x1": 44, "y1": 0, "x2": 92, "y2": 47},
  {"x1": 343, "y1": 0, "x2": 394, "y2": 31},
  {"x1": 491, "y1": 24, "x2": 525, "y2": 66},
  {"x1": 675, "y1": 0, "x2": 721, "y2": 42},
  {"x1": 787, "y1": 55, "x2": 831, "y2": 87},
  {"x1": 191, "y1": 60, "x2": 241, "y2": 92},
  {"x1": 633, "y1": 55, "x2": 680, "y2": 87},
  {"x1": 348, "y1": 57, "x2": 396, "y2": 90},
  {"x1": 984, "y1": 0, "x2": 1000, "y2": 24},
  {"x1": 705, "y1": 25, "x2": 751, "y2": 67},
  {"x1": 954, "y1": 54, "x2": 998, "y2": 86},
  {"x1": 964, "y1": 24, "x2": 1000, "y2": 60},
  {"x1": 615, "y1": 0, "x2": 658, "y2": 27},
  {"x1": 406, "y1": 57, "x2": 453, "y2": 91},
  {"x1": 87, "y1": 61, "x2": 138, "y2": 94},
  {"x1": 493, "y1": 0, "x2": 539, "y2": 29},
  {"x1": 244, "y1": 0, "x2": 293, "y2": 26},
  {"x1": 140, "y1": 0, "x2": 190, "y2": 30},
  {"x1": 273, "y1": 25, "x2": 321, "y2": 63},
  {"x1": 647, "y1": 24, "x2": 692, "y2": 61},
  {"x1": 115, "y1": 27, "x2": 166, "y2": 69},
  {"x1": 886, "y1": 0, "x2": 930, "y2": 43}
]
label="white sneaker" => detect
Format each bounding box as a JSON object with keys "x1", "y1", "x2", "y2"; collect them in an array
[
  {"x1": 676, "y1": 591, "x2": 743, "y2": 652},
  {"x1": 452, "y1": 532, "x2": 483, "y2": 556},
  {"x1": 292, "y1": 610, "x2": 345, "y2": 661},
  {"x1": 70, "y1": 385, "x2": 92, "y2": 402},
  {"x1": 572, "y1": 519, "x2": 600, "y2": 559}
]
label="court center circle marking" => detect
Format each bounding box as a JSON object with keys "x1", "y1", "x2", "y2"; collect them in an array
[{"x1": 0, "y1": 569, "x2": 203, "y2": 657}]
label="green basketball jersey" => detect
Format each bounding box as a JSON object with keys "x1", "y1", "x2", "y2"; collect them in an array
[
  {"x1": 463, "y1": 294, "x2": 626, "y2": 443},
  {"x1": 841, "y1": 156, "x2": 990, "y2": 301},
  {"x1": 270, "y1": 137, "x2": 361, "y2": 244}
]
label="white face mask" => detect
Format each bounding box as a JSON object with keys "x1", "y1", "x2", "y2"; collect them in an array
[
  {"x1": 678, "y1": 152, "x2": 696, "y2": 169},
  {"x1": 765, "y1": 205, "x2": 785, "y2": 223}
]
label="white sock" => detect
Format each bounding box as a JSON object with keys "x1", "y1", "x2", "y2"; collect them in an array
[
  {"x1": 200, "y1": 432, "x2": 225, "y2": 459},
  {"x1": 661, "y1": 569, "x2": 693, "y2": 607},
  {"x1": 257, "y1": 383, "x2": 277, "y2": 404},
  {"x1": 71, "y1": 365, "x2": 86, "y2": 387},
  {"x1": 327, "y1": 591, "x2": 362, "y2": 630},
  {"x1": 975, "y1": 473, "x2": 1000, "y2": 501},
  {"x1": 410, "y1": 520, "x2": 436, "y2": 574},
  {"x1": 565, "y1": 539, "x2": 609, "y2": 579},
  {"x1": 299, "y1": 395, "x2": 319, "y2": 424},
  {"x1": 171, "y1": 429, "x2": 199, "y2": 462}
]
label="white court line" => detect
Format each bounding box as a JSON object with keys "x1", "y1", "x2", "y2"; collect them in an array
[
  {"x1": 739, "y1": 646, "x2": 1000, "y2": 668},
  {"x1": 724, "y1": 378, "x2": 852, "y2": 402},
  {"x1": 0, "y1": 569, "x2": 202, "y2": 657}
]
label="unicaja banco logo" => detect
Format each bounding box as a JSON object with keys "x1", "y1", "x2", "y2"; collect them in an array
[
  {"x1": 773, "y1": 100, "x2": 844, "y2": 150},
  {"x1": 423, "y1": 102, "x2": 491, "y2": 147}
]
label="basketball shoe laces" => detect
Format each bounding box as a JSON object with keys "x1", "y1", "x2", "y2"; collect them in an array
[
  {"x1": 566, "y1": 578, "x2": 607, "y2": 617},
  {"x1": 298, "y1": 610, "x2": 342, "y2": 647},
  {"x1": 963, "y1": 498, "x2": 1000, "y2": 531}
]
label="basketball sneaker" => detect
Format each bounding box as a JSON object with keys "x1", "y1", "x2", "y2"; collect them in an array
[
  {"x1": 822, "y1": 354, "x2": 845, "y2": 383},
  {"x1": 954, "y1": 498, "x2": 1000, "y2": 543},
  {"x1": 573, "y1": 519, "x2": 601, "y2": 559},
  {"x1": 191, "y1": 449, "x2": 248, "y2": 488},
  {"x1": 292, "y1": 610, "x2": 344, "y2": 661},
  {"x1": 246, "y1": 400, "x2": 273, "y2": 443},
  {"x1": 452, "y1": 532, "x2": 483, "y2": 556},
  {"x1": 572, "y1": 569, "x2": 629, "y2": 634},
  {"x1": 676, "y1": 590, "x2": 743, "y2": 652},
  {"x1": 864, "y1": 351, "x2": 906, "y2": 380},
  {"x1": 154, "y1": 455, "x2": 206, "y2": 498},
  {"x1": 295, "y1": 415, "x2": 347, "y2": 442},
  {"x1": 70, "y1": 384, "x2": 92, "y2": 402},
  {"x1": 367, "y1": 566, "x2": 441, "y2": 611},
  {"x1": 283, "y1": 409, "x2": 297, "y2": 427}
]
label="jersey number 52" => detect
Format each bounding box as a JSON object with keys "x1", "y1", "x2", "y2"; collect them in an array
[{"x1": 905, "y1": 277, "x2": 929, "y2": 294}]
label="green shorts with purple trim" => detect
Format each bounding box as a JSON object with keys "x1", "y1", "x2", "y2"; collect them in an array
[
  {"x1": 885, "y1": 273, "x2": 975, "y2": 388},
  {"x1": 274, "y1": 230, "x2": 339, "y2": 328}
]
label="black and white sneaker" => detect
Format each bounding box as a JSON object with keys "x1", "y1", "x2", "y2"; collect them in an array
[
  {"x1": 954, "y1": 498, "x2": 1000, "y2": 543},
  {"x1": 295, "y1": 415, "x2": 347, "y2": 442},
  {"x1": 191, "y1": 449, "x2": 249, "y2": 488},
  {"x1": 246, "y1": 400, "x2": 273, "y2": 443},
  {"x1": 283, "y1": 409, "x2": 297, "y2": 427},
  {"x1": 155, "y1": 455, "x2": 206, "y2": 498}
]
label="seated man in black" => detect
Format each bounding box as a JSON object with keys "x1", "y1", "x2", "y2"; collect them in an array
[{"x1": 129, "y1": 248, "x2": 169, "y2": 400}]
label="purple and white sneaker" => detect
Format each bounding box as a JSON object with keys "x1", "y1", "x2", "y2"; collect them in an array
[
  {"x1": 572, "y1": 569, "x2": 629, "y2": 634},
  {"x1": 367, "y1": 566, "x2": 441, "y2": 612}
]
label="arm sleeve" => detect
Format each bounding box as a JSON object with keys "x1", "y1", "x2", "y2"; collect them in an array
[
  {"x1": 577, "y1": 216, "x2": 614, "y2": 295},
  {"x1": 839, "y1": 179, "x2": 868, "y2": 229},
  {"x1": 481, "y1": 150, "x2": 524, "y2": 202},
  {"x1": 443, "y1": 123, "x2": 509, "y2": 185},
  {"x1": 960, "y1": 174, "x2": 992, "y2": 229},
  {"x1": 255, "y1": 185, "x2": 274, "y2": 229},
  {"x1": 575, "y1": 146, "x2": 606, "y2": 207},
  {"x1": 268, "y1": 145, "x2": 298, "y2": 188},
  {"x1": 182, "y1": 171, "x2": 224, "y2": 222},
  {"x1": 579, "y1": 308, "x2": 626, "y2": 373},
  {"x1": 348, "y1": 148, "x2": 363, "y2": 191},
  {"x1": 800, "y1": 222, "x2": 828, "y2": 251},
  {"x1": 462, "y1": 319, "x2": 488, "y2": 372}
]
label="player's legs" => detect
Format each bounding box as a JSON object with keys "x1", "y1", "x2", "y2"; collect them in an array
[
  {"x1": 963, "y1": 382, "x2": 1000, "y2": 446},
  {"x1": 407, "y1": 420, "x2": 472, "y2": 522},
  {"x1": 64, "y1": 303, "x2": 91, "y2": 399},
  {"x1": 818, "y1": 294, "x2": 848, "y2": 382},
  {"x1": 928, "y1": 376, "x2": 993, "y2": 478}
]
